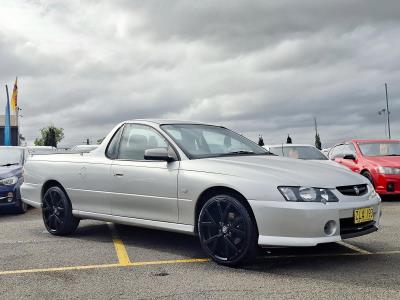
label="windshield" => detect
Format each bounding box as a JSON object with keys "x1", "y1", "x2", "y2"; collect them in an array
[
  {"x1": 0, "y1": 148, "x2": 24, "y2": 166},
  {"x1": 268, "y1": 146, "x2": 328, "y2": 160},
  {"x1": 358, "y1": 142, "x2": 400, "y2": 157},
  {"x1": 161, "y1": 124, "x2": 269, "y2": 159}
]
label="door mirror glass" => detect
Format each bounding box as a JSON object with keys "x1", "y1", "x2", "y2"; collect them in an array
[
  {"x1": 343, "y1": 154, "x2": 356, "y2": 160},
  {"x1": 144, "y1": 148, "x2": 176, "y2": 162}
]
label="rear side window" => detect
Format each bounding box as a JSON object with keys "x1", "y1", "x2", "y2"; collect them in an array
[{"x1": 106, "y1": 126, "x2": 124, "y2": 159}]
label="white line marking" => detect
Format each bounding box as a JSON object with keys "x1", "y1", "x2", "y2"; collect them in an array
[{"x1": 336, "y1": 241, "x2": 372, "y2": 254}]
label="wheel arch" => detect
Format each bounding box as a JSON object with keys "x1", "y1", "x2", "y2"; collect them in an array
[
  {"x1": 41, "y1": 180, "x2": 70, "y2": 203},
  {"x1": 360, "y1": 169, "x2": 370, "y2": 175},
  {"x1": 194, "y1": 186, "x2": 259, "y2": 235}
]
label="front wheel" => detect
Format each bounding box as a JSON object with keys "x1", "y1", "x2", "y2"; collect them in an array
[
  {"x1": 14, "y1": 199, "x2": 28, "y2": 214},
  {"x1": 42, "y1": 186, "x2": 80, "y2": 236},
  {"x1": 198, "y1": 195, "x2": 258, "y2": 266},
  {"x1": 362, "y1": 171, "x2": 375, "y2": 187}
]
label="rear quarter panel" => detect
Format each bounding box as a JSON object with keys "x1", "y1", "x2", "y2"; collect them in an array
[{"x1": 21, "y1": 154, "x2": 108, "y2": 210}]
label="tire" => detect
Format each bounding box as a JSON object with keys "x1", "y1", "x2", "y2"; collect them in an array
[
  {"x1": 362, "y1": 171, "x2": 375, "y2": 187},
  {"x1": 198, "y1": 194, "x2": 258, "y2": 266},
  {"x1": 14, "y1": 199, "x2": 28, "y2": 214},
  {"x1": 13, "y1": 188, "x2": 28, "y2": 214},
  {"x1": 42, "y1": 186, "x2": 80, "y2": 236}
]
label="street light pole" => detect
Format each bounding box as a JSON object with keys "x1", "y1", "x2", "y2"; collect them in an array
[
  {"x1": 378, "y1": 109, "x2": 387, "y2": 138},
  {"x1": 385, "y1": 83, "x2": 391, "y2": 139}
]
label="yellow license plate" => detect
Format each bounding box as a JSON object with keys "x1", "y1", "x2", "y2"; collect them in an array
[{"x1": 354, "y1": 207, "x2": 374, "y2": 224}]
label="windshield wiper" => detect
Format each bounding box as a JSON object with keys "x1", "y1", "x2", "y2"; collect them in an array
[
  {"x1": 387, "y1": 154, "x2": 400, "y2": 156},
  {"x1": 228, "y1": 150, "x2": 255, "y2": 155},
  {"x1": 0, "y1": 163, "x2": 20, "y2": 167}
]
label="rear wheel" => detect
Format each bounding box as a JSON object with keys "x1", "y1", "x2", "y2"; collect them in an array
[
  {"x1": 198, "y1": 194, "x2": 258, "y2": 266},
  {"x1": 42, "y1": 186, "x2": 79, "y2": 236}
]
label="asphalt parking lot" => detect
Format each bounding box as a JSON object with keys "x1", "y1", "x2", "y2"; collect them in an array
[{"x1": 1, "y1": 200, "x2": 400, "y2": 299}]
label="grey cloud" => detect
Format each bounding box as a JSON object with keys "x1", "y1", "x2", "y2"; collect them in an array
[{"x1": 0, "y1": 0, "x2": 399, "y2": 147}]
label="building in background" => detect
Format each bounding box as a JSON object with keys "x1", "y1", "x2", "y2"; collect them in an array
[{"x1": 0, "y1": 115, "x2": 19, "y2": 146}]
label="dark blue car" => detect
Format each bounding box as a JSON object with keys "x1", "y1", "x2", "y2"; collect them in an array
[{"x1": 0, "y1": 147, "x2": 27, "y2": 214}]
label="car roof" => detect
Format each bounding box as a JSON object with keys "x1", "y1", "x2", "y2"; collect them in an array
[
  {"x1": 266, "y1": 144, "x2": 317, "y2": 148},
  {"x1": 350, "y1": 139, "x2": 400, "y2": 143},
  {"x1": 127, "y1": 119, "x2": 216, "y2": 126}
]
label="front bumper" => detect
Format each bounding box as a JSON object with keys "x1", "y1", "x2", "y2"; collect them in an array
[
  {"x1": 374, "y1": 173, "x2": 400, "y2": 195},
  {"x1": 249, "y1": 194, "x2": 381, "y2": 247},
  {"x1": 0, "y1": 186, "x2": 20, "y2": 208}
]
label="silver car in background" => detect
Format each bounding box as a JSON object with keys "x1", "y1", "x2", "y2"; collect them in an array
[
  {"x1": 264, "y1": 144, "x2": 347, "y2": 169},
  {"x1": 21, "y1": 120, "x2": 381, "y2": 266}
]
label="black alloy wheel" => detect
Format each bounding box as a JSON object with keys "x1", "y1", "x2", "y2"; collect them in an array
[
  {"x1": 42, "y1": 186, "x2": 79, "y2": 236},
  {"x1": 198, "y1": 195, "x2": 257, "y2": 266}
]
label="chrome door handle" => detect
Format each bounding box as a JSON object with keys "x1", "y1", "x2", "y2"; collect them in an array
[{"x1": 114, "y1": 173, "x2": 124, "y2": 177}]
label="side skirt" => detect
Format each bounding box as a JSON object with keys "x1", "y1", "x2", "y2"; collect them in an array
[{"x1": 73, "y1": 210, "x2": 195, "y2": 235}]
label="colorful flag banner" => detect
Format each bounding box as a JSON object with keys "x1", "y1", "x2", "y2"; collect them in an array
[
  {"x1": 11, "y1": 77, "x2": 18, "y2": 112},
  {"x1": 4, "y1": 86, "x2": 11, "y2": 146}
]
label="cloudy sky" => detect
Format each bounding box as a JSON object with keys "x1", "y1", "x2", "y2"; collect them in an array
[{"x1": 0, "y1": 0, "x2": 399, "y2": 147}]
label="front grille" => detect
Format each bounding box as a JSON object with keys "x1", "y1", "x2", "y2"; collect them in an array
[
  {"x1": 340, "y1": 217, "x2": 376, "y2": 238},
  {"x1": 337, "y1": 184, "x2": 368, "y2": 196}
]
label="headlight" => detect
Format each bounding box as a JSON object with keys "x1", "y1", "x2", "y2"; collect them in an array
[
  {"x1": 0, "y1": 176, "x2": 18, "y2": 186},
  {"x1": 367, "y1": 182, "x2": 378, "y2": 199},
  {"x1": 378, "y1": 167, "x2": 400, "y2": 175},
  {"x1": 278, "y1": 186, "x2": 339, "y2": 203}
]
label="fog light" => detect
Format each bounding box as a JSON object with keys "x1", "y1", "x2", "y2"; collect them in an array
[
  {"x1": 324, "y1": 220, "x2": 337, "y2": 236},
  {"x1": 7, "y1": 192, "x2": 13, "y2": 203},
  {"x1": 387, "y1": 182, "x2": 395, "y2": 192}
]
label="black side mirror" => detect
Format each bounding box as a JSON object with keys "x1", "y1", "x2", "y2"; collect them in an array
[
  {"x1": 144, "y1": 148, "x2": 176, "y2": 162},
  {"x1": 343, "y1": 154, "x2": 356, "y2": 160}
]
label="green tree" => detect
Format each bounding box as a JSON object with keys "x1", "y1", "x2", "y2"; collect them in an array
[
  {"x1": 34, "y1": 125, "x2": 64, "y2": 148},
  {"x1": 315, "y1": 133, "x2": 322, "y2": 150},
  {"x1": 258, "y1": 135, "x2": 264, "y2": 146}
]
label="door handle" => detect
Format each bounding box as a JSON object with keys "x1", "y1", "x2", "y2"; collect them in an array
[{"x1": 114, "y1": 173, "x2": 124, "y2": 177}]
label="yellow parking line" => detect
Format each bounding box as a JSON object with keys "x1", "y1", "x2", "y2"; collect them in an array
[
  {"x1": 0, "y1": 263, "x2": 121, "y2": 276},
  {"x1": 107, "y1": 223, "x2": 131, "y2": 266},
  {"x1": 0, "y1": 259, "x2": 210, "y2": 276},
  {"x1": 336, "y1": 241, "x2": 372, "y2": 255},
  {"x1": 0, "y1": 251, "x2": 400, "y2": 276},
  {"x1": 129, "y1": 258, "x2": 210, "y2": 266}
]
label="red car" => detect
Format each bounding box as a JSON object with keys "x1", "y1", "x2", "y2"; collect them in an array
[{"x1": 328, "y1": 139, "x2": 400, "y2": 195}]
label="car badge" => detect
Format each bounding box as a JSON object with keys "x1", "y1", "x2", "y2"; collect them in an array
[{"x1": 354, "y1": 186, "x2": 360, "y2": 195}]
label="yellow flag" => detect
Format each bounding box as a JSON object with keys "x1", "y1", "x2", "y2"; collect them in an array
[{"x1": 11, "y1": 77, "x2": 18, "y2": 112}]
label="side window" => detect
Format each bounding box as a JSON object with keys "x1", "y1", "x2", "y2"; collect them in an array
[
  {"x1": 118, "y1": 124, "x2": 168, "y2": 160},
  {"x1": 343, "y1": 144, "x2": 356, "y2": 157},
  {"x1": 329, "y1": 145, "x2": 343, "y2": 159},
  {"x1": 106, "y1": 125, "x2": 124, "y2": 159}
]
